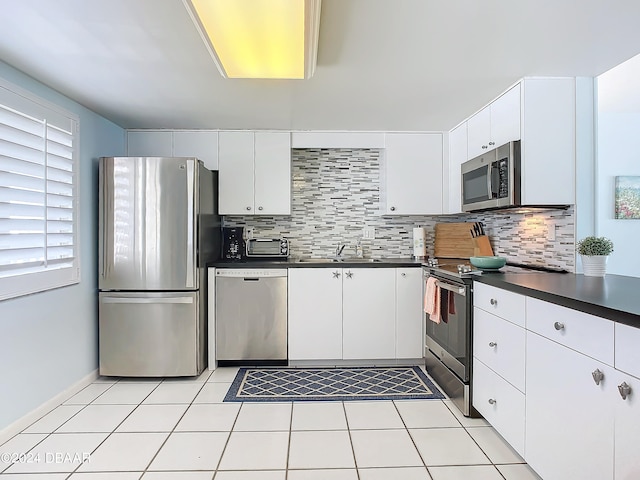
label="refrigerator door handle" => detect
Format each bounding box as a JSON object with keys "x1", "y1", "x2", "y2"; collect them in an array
[
  {"x1": 186, "y1": 159, "x2": 195, "y2": 288},
  {"x1": 98, "y1": 159, "x2": 105, "y2": 277},
  {"x1": 102, "y1": 296, "x2": 194, "y2": 304}
]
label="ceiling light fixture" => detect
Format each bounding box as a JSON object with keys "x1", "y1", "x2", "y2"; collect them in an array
[{"x1": 183, "y1": 0, "x2": 321, "y2": 79}]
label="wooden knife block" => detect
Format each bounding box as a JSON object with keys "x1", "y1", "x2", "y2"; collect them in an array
[{"x1": 472, "y1": 235, "x2": 494, "y2": 257}]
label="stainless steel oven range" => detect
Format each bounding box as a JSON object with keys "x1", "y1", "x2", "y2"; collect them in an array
[{"x1": 424, "y1": 259, "x2": 479, "y2": 417}]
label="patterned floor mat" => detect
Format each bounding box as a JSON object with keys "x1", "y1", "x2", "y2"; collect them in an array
[{"x1": 224, "y1": 366, "x2": 445, "y2": 402}]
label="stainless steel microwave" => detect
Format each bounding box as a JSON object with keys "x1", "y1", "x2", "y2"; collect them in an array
[{"x1": 461, "y1": 141, "x2": 521, "y2": 212}]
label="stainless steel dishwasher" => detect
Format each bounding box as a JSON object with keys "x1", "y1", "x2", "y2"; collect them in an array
[{"x1": 215, "y1": 268, "x2": 288, "y2": 365}]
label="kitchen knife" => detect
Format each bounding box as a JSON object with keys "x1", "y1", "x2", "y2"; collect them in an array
[
  {"x1": 470, "y1": 228, "x2": 475, "y2": 238},
  {"x1": 479, "y1": 222, "x2": 485, "y2": 236}
]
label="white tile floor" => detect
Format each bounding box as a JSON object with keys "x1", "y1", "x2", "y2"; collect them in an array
[{"x1": 0, "y1": 367, "x2": 542, "y2": 480}]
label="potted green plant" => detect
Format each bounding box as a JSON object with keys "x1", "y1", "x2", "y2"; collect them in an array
[{"x1": 576, "y1": 236, "x2": 614, "y2": 277}]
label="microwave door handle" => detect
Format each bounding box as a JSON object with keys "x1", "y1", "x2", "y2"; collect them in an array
[{"x1": 486, "y1": 164, "x2": 493, "y2": 199}]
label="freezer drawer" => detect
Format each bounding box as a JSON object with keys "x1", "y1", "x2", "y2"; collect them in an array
[{"x1": 99, "y1": 291, "x2": 204, "y2": 377}]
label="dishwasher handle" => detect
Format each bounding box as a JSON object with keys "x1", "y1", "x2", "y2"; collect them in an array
[{"x1": 243, "y1": 278, "x2": 260, "y2": 281}]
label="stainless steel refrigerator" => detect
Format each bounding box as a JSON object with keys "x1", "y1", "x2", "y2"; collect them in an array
[{"x1": 98, "y1": 157, "x2": 220, "y2": 377}]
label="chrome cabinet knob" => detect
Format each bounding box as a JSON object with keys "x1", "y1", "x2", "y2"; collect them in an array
[
  {"x1": 489, "y1": 341, "x2": 497, "y2": 348},
  {"x1": 592, "y1": 368, "x2": 604, "y2": 386},
  {"x1": 490, "y1": 298, "x2": 497, "y2": 306},
  {"x1": 258, "y1": 206, "x2": 263, "y2": 211},
  {"x1": 332, "y1": 271, "x2": 341, "y2": 278},
  {"x1": 619, "y1": 382, "x2": 632, "y2": 400},
  {"x1": 346, "y1": 271, "x2": 353, "y2": 279},
  {"x1": 554, "y1": 322, "x2": 565, "y2": 331},
  {"x1": 489, "y1": 141, "x2": 495, "y2": 146},
  {"x1": 488, "y1": 398, "x2": 497, "y2": 405},
  {"x1": 246, "y1": 206, "x2": 251, "y2": 211},
  {"x1": 401, "y1": 273, "x2": 406, "y2": 277},
  {"x1": 482, "y1": 145, "x2": 488, "y2": 149},
  {"x1": 390, "y1": 206, "x2": 396, "y2": 211}
]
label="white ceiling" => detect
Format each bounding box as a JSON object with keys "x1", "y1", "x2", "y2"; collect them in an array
[{"x1": 1, "y1": 0, "x2": 640, "y2": 131}]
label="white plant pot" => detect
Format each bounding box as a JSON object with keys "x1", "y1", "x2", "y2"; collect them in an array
[{"x1": 581, "y1": 255, "x2": 608, "y2": 277}]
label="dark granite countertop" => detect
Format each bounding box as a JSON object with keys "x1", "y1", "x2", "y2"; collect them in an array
[
  {"x1": 209, "y1": 257, "x2": 424, "y2": 268},
  {"x1": 474, "y1": 272, "x2": 640, "y2": 328}
]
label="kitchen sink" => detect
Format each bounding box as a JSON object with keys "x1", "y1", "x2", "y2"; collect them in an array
[
  {"x1": 295, "y1": 258, "x2": 381, "y2": 263},
  {"x1": 295, "y1": 258, "x2": 338, "y2": 263}
]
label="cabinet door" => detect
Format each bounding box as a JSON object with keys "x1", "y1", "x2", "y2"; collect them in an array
[
  {"x1": 395, "y1": 268, "x2": 423, "y2": 359},
  {"x1": 343, "y1": 268, "x2": 396, "y2": 359},
  {"x1": 288, "y1": 268, "x2": 343, "y2": 360},
  {"x1": 173, "y1": 130, "x2": 219, "y2": 171},
  {"x1": 127, "y1": 131, "x2": 172, "y2": 157},
  {"x1": 383, "y1": 133, "x2": 443, "y2": 215},
  {"x1": 218, "y1": 131, "x2": 255, "y2": 214},
  {"x1": 466, "y1": 107, "x2": 491, "y2": 159},
  {"x1": 612, "y1": 369, "x2": 640, "y2": 480},
  {"x1": 489, "y1": 84, "x2": 521, "y2": 148},
  {"x1": 526, "y1": 331, "x2": 614, "y2": 480},
  {"x1": 446, "y1": 122, "x2": 467, "y2": 214},
  {"x1": 473, "y1": 358, "x2": 525, "y2": 457},
  {"x1": 254, "y1": 132, "x2": 291, "y2": 215}
]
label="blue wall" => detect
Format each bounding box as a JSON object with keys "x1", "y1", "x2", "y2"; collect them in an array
[{"x1": 0, "y1": 61, "x2": 126, "y2": 431}]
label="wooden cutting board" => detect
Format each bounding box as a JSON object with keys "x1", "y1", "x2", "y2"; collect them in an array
[
  {"x1": 434, "y1": 222, "x2": 494, "y2": 258},
  {"x1": 434, "y1": 222, "x2": 477, "y2": 258}
]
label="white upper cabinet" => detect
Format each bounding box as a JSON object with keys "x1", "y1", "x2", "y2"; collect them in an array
[
  {"x1": 254, "y1": 132, "x2": 291, "y2": 215},
  {"x1": 446, "y1": 122, "x2": 467, "y2": 214},
  {"x1": 520, "y1": 78, "x2": 576, "y2": 205},
  {"x1": 382, "y1": 133, "x2": 443, "y2": 215},
  {"x1": 127, "y1": 131, "x2": 173, "y2": 157},
  {"x1": 173, "y1": 130, "x2": 218, "y2": 170},
  {"x1": 218, "y1": 131, "x2": 291, "y2": 215},
  {"x1": 127, "y1": 130, "x2": 219, "y2": 170},
  {"x1": 467, "y1": 84, "x2": 521, "y2": 159}
]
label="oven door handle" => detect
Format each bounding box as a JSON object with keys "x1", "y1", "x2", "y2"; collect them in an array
[{"x1": 436, "y1": 280, "x2": 466, "y2": 296}]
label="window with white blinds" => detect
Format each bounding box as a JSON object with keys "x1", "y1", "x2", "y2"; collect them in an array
[{"x1": 0, "y1": 81, "x2": 79, "y2": 301}]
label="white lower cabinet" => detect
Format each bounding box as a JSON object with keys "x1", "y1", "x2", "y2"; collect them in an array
[
  {"x1": 395, "y1": 268, "x2": 424, "y2": 359},
  {"x1": 526, "y1": 331, "x2": 614, "y2": 480},
  {"x1": 612, "y1": 369, "x2": 640, "y2": 480},
  {"x1": 473, "y1": 358, "x2": 525, "y2": 456},
  {"x1": 472, "y1": 283, "x2": 640, "y2": 480},
  {"x1": 287, "y1": 268, "x2": 343, "y2": 360},
  {"x1": 342, "y1": 268, "x2": 396, "y2": 360},
  {"x1": 287, "y1": 267, "x2": 422, "y2": 362}
]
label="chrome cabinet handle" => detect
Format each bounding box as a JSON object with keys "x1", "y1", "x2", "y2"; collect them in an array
[
  {"x1": 390, "y1": 206, "x2": 396, "y2": 211},
  {"x1": 490, "y1": 298, "x2": 497, "y2": 306},
  {"x1": 346, "y1": 271, "x2": 353, "y2": 279},
  {"x1": 332, "y1": 271, "x2": 341, "y2": 278},
  {"x1": 489, "y1": 342, "x2": 497, "y2": 348},
  {"x1": 554, "y1": 322, "x2": 565, "y2": 331},
  {"x1": 592, "y1": 369, "x2": 604, "y2": 386},
  {"x1": 488, "y1": 398, "x2": 496, "y2": 405},
  {"x1": 619, "y1": 382, "x2": 631, "y2": 400}
]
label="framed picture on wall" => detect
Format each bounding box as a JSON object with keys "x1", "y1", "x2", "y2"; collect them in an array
[{"x1": 615, "y1": 176, "x2": 640, "y2": 219}]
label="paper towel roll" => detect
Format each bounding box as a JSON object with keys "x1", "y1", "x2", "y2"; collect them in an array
[{"x1": 413, "y1": 227, "x2": 426, "y2": 259}]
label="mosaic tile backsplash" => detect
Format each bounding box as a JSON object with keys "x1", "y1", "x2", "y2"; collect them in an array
[{"x1": 224, "y1": 148, "x2": 576, "y2": 272}]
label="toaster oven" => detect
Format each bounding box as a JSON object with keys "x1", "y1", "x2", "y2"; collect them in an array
[{"x1": 245, "y1": 238, "x2": 290, "y2": 258}]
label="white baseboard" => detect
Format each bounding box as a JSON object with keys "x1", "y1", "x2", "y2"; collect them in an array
[{"x1": 0, "y1": 369, "x2": 98, "y2": 445}]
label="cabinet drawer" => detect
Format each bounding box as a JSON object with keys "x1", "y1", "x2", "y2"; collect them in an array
[
  {"x1": 526, "y1": 297, "x2": 614, "y2": 366},
  {"x1": 473, "y1": 358, "x2": 525, "y2": 457},
  {"x1": 615, "y1": 323, "x2": 640, "y2": 379},
  {"x1": 474, "y1": 283, "x2": 525, "y2": 327},
  {"x1": 473, "y1": 308, "x2": 525, "y2": 392}
]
